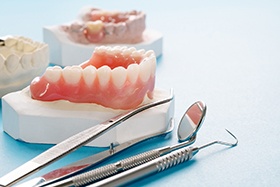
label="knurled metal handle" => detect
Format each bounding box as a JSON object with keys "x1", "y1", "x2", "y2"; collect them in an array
[{"x1": 73, "y1": 149, "x2": 161, "y2": 186}]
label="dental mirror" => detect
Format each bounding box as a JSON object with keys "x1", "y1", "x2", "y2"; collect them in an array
[
  {"x1": 20, "y1": 101, "x2": 207, "y2": 187},
  {"x1": 45, "y1": 101, "x2": 208, "y2": 187},
  {"x1": 177, "y1": 101, "x2": 206, "y2": 142}
]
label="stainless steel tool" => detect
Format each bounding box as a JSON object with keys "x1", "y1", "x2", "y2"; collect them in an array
[
  {"x1": 46, "y1": 101, "x2": 207, "y2": 187},
  {"x1": 16, "y1": 118, "x2": 174, "y2": 187},
  {"x1": 0, "y1": 90, "x2": 174, "y2": 187},
  {"x1": 88, "y1": 129, "x2": 238, "y2": 187}
]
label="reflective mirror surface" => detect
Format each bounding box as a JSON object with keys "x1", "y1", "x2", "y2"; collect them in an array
[{"x1": 177, "y1": 101, "x2": 206, "y2": 142}]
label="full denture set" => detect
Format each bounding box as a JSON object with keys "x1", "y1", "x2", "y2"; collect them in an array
[
  {"x1": 30, "y1": 46, "x2": 156, "y2": 109},
  {"x1": 2, "y1": 7, "x2": 172, "y2": 147}
]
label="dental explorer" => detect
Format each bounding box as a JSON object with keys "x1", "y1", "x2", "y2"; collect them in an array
[
  {"x1": 41, "y1": 101, "x2": 206, "y2": 187},
  {"x1": 88, "y1": 129, "x2": 238, "y2": 187}
]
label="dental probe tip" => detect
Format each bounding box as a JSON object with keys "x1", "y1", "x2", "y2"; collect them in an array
[{"x1": 196, "y1": 129, "x2": 238, "y2": 152}]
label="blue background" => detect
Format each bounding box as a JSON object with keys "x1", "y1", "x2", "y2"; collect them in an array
[{"x1": 1, "y1": 1, "x2": 280, "y2": 186}]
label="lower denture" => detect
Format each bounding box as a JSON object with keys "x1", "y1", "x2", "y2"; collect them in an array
[{"x1": 30, "y1": 46, "x2": 156, "y2": 110}]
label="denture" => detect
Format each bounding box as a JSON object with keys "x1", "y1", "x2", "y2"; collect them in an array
[
  {"x1": 61, "y1": 8, "x2": 145, "y2": 44},
  {"x1": 30, "y1": 46, "x2": 156, "y2": 110},
  {"x1": 0, "y1": 36, "x2": 49, "y2": 97}
]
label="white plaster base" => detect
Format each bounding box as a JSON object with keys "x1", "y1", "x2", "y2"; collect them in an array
[
  {"x1": 2, "y1": 88, "x2": 174, "y2": 147},
  {"x1": 43, "y1": 26, "x2": 163, "y2": 66}
]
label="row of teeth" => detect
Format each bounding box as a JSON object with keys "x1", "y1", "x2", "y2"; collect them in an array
[
  {"x1": 84, "y1": 11, "x2": 144, "y2": 35},
  {"x1": 44, "y1": 48, "x2": 156, "y2": 89},
  {"x1": 0, "y1": 46, "x2": 49, "y2": 73},
  {"x1": 2, "y1": 36, "x2": 46, "y2": 53},
  {"x1": 94, "y1": 46, "x2": 153, "y2": 57},
  {"x1": 0, "y1": 37, "x2": 49, "y2": 74}
]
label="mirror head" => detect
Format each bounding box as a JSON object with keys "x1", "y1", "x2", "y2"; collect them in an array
[{"x1": 177, "y1": 101, "x2": 207, "y2": 142}]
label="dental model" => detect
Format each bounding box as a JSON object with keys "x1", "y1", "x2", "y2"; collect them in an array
[
  {"x1": 61, "y1": 8, "x2": 145, "y2": 44},
  {"x1": 30, "y1": 46, "x2": 156, "y2": 110},
  {"x1": 44, "y1": 7, "x2": 162, "y2": 66},
  {"x1": 0, "y1": 36, "x2": 49, "y2": 97}
]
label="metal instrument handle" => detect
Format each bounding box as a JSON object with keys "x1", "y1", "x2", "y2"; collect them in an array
[
  {"x1": 87, "y1": 129, "x2": 238, "y2": 187},
  {"x1": 72, "y1": 149, "x2": 161, "y2": 186},
  {"x1": 88, "y1": 147, "x2": 194, "y2": 187},
  {"x1": 36, "y1": 119, "x2": 174, "y2": 187}
]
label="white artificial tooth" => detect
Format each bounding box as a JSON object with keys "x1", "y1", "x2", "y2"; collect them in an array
[
  {"x1": 62, "y1": 66, "x2": 82, "y2": 85},
  {"x1": 105, "y1": 48, "x2": 115, "y2": 56},
  {"x1": 95, "y1": 46, "x2": 107, "y2": 53},
  {"x1": 112, "y1": 46, "x2": 122, "y2": 54},
  {"x1": 128, "y1": 47, "x2": 137, "y2": 52},
  {"x1": 4, "y1": 37, "x2": 17, "y2": 47},
  {"x1": 5, "y1": 54, "x2": 19, "y2": 73},
  {"x1": 86, "y1": 20, "x2": 104, "y2": 33},
  {"x1": 113, "y1": 46, "x2": 121, "y2": 50},
  {"x1": 112, "y1": 67, "x2": 127, "y2": 89},
  {"x1": 44, "y1": 66, "x2": 62, "y2": 83},
  {"x1": 123, "y1": 47, "x2": 136, "y2": 56},
  {"x1": 150, "y1": 55, "x2": 157, "y2": 76},
  {"x1": 131, "y1": 51, "x2": 142, "y2": 59},
  {"x1": 53, "y1": 66, "x2": 62, "y2": 70},
  {"x1": 127, "y1": 63, "x2": 139, "y2": 84},
  {"x1": 139, "y1": 59, "x2": 151, "y2": 82},
  {"x1": 23, "y1": 41, "x2": 36, "y2": 52},
  {"x1": 0, "y1": 54, "x2": 5, "y2": 70},
  {"x1": 97, "y1": 65, "x2": 111, "y2": 87},
  {"x1": 144, "y1": 50, "x2": 155, "y2": 57},
  {"x1": 137, "y1": 49, "x2": 145, "y2": 55},
  {"x1": 16, "y1": 40, "x2": 24, "y2": 51},
  {"x1": 72, "y1": 65, "x2": 83, "y2": 71},
  {"x1": 120, "y1": 46, "x2": 128, "y2": 51},
  {"x1": 144, "y1": 55, "x2": 156, "y2": 76},
  {"x1": 20, "y1": 53, "x2": 33, "y2": 69},
  {"x1": 82, "y1": 65, "x2": 97, "y2": 87}
]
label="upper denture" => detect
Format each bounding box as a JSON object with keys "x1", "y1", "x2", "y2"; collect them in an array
[
  {"x1": 30, "y1": 46, "x2": 156, "y2": 110},
  {"x1": 62, "y1": 8, "x2": 146, "y2": 44}
]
